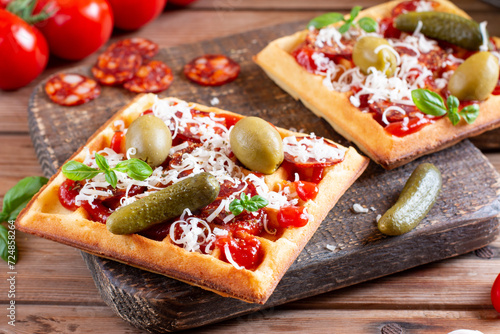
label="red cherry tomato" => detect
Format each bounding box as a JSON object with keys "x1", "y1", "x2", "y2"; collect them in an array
[
  {"x1": 492, "y1": 273, "x2": 500, "y2": 313},
  {"x1": 0, "y1": 0, "x2": 11, "y2": 8},
  {"x1": 169, "y1": 0, "x2": 198, "y2": 5},
  {"x1": 277, "y1": 205, "x2": 310, "y2": 228},
  {"x1": 81, "y1": 201, "x2": 113, "y2": 224},
  {"x1": 58, "y1": 179, "x2": 81, "y2": 211},
  {"x1": 216, "y1": 235, "x2": 263, "y2": 270},
  {"x1": 34, "y1": 0, "x2": 113, "y2": 60},
  {"x1": 0, "y1": 9, "x2": 49, "y2": 90},
  {"x1": 110, "y1": 131, "x2": 125, "y2": 154},
  {"x1": 107, "y1": 0, "x2": 166, "y2": 31},
  {"x1": 294, "y1": 181, "x2": 319, "y2": 201}
]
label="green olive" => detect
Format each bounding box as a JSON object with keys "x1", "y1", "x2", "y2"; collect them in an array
[
  {"x1": 448, "y1": 52, "x2": 499, "y2": 101},
  {"x1": 125, "y1": 114, "x2": 172, "y2": 167},
  {"x1": 230, "y1": 117, "x2": 284, "y2": 174},
  {"x1": 352, "y1": 36, "x2": 397, "y2": 77}
]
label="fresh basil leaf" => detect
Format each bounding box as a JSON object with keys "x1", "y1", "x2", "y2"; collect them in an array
[
  {"x1": 357, "y1": 17, "x2": 377, "y2": 33},
  {"x1": 447, "y1": 109, "x2": 461, "y2": 125},
  {"x1": 460, "y1": 104, "x2": 480, "y2": 124},
  {"x1": 229, "y1": 199, "x2": 244, "y2": 216},
  {"x1": 1, "y1": 176, "x2": 48, "y2": 222},
  {"x1": 245, "y1": 201, "x2": 260, "y2": 212},
  {"x1": 446, "y1": 95, "x2": 459, "y2": 115},
  {"x1": 104, "y1": 170, "x2": 118, "y2": 188},
  {"x1": 0, "y1": 224, "x2": 11, "y2": 263},
  {"x1": 251, "y1": 195, "x2": 269, "y2": 208},
  {"x1": 411, "y1": 89, "x2": 447, "y2": 116},
  {"x1": 349, "y1": 6, "x2": 362, "y2": 21},
  {"x1": 62, "y1": 161, "x2": 100, "y2": 181},
  {"x1": 114, "y1": 159, "x2": 153, "y2": 181},
  {"x1": 307, "y1": 12, "x2": 344, "y2": 29},
  {"x1": 338, "y1": 22, "x2": 351, "y2": 34},
  {"x1": 7, "y1": 199, "x2": 31, "y2": 221},
  {"x1": 94, "y1": 153, "x2": 110, "y2": 172},
  {"x1": 240, "y1": 192, "x2": 250, "y2": 202}
]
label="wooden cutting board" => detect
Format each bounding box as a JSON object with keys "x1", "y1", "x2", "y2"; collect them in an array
[{"x1": 27, "y1": 21, "x2": 500, "y2": 332}]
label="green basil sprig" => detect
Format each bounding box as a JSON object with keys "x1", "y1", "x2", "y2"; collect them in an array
[
  {"x1": 411, "y1": 89, "x2": 480, "y2": 126},
  {"x1": 62, "y1": 153, "x2": 153, "y2": 188},
  {"x1": 0, "y1": 176, "x2": 48, "y2": 263},
  {"x1": 229, "y1": 193, "x2": 269, "y2": 216},
  {"x1": 308, "y1": 6, "x2": 377, "y2": 33}
]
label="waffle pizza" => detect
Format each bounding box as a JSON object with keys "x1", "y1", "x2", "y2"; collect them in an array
[
  {"x1": 16, "y1": 94, "x2": 368, "y2": 304},
  {"x1": 254, "y1": 0, "x2": 500, "y2": 169}
]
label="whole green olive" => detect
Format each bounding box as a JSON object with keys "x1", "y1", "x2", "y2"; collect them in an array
[
  {"x1": 125, "y1": 114, "x2": 172, "y2": 167},
  {"x1": 352, "y1": 36, "x2": 398, "y2": 77},
  {"x1": 230, "y1": 117, "x2": 284, "y2": 174},
  {"x1": 448, "y1": 51, "x2": 499, "y2": 101}
]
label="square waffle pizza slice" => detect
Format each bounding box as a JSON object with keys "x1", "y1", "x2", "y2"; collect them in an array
[
  {"x1": 16, "y1": 94, "x2": 368, "y2": 304},
  {"x1": 254, "y1": 0, "x2": 500, "y2": 169}
]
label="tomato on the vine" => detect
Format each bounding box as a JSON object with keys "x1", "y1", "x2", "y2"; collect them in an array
[
  {"x1": 107, "y1": 0, "x2": 166, "y2": 31},
  {"x1": 34, "y1": 0, "x2": 113, "y2": 60},
  {"x1": 0, "y1": 9, "x2": 49, "y2": 90},
  {"x1": 492, "y1": 273, "x2": 500, "y2": 313}
]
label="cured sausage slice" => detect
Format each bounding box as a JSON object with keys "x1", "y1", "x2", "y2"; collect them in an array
[
  {"x1": 45, "y1": 73, "x2": 101, "y2": 106},
  {"x1": 184, "y1": 54, "x2": 240, "y2": 86},
  {"x1": 107, "y1": 38, "x2": 159, "y2": 59},
  {"x1": 92, "y1": 46, "x2": 142, "y2": 85},
  {"x1": 124, "y1": 60, "x2": 174, "y2": 93}
]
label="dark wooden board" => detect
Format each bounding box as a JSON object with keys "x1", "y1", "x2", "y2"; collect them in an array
[{"x1": 28, "y1": 21, "x2": 500, "y2": 332}]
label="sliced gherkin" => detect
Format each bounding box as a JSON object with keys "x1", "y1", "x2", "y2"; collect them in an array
[
  {"x1": 106, "y1": 172, "x2": 220, "y2": 235},
  {"x1": 395, "y1": 12, "x2": 484, "y2": 50},
  {"x1": 378, "y1": 163, "x2": 442, "y2": 236}
]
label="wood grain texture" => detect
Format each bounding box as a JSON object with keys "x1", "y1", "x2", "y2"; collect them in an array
[{"x1": 26, "y1": 20, "x2": 500, "y2": 332}]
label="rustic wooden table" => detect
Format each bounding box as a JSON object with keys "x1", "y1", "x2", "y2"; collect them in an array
[{"x1": 1, "y1": 0, "x2": 500, "y2": 333}]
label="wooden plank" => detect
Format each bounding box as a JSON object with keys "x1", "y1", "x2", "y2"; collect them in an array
[
  {"x1": 11, "y1": 305, "x2": 500, "y2": 334},
  {"x1": 0, "y1": 135, "x2": 43, "y2": 202},
  {"x1": 0, "y1": 232, "x2": 498, "y2": 307}
]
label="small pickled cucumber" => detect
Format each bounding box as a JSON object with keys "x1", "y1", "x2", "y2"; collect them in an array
[
  {"x1": 107, "y1": 172, "x2": 220, "y2": 235},
  {"x1": 378, "y1": 163, "x2": 442, "y2": 236},
  {"x1": 395, "y1": 12, "x2": 483, "y2": 50}
]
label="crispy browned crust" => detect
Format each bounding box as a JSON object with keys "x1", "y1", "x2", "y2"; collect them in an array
[
  {"x1": 16, "y1": 94, "x2": 368, "y2": 304},
  {"x1": 254, "y1": 0, "x2": 500, "y2": 170}
]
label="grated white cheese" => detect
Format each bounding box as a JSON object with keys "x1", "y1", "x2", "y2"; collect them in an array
[
  {"x1": 283, "y1": 135, "x2": 345, "y2": 164},
  {"x1": 376, "y1": 214, "x2": 382, "y2": 222},
  {"x1": 224, "y1": 244, "x2": 244, "y2": 270},
  {"x1": 210, "y1": 97, "x2": 220, "y2": 106},
  {"x1": 479, "y1": 21, "x2": 489, "y2": 52},
  {"x1": 352, "y1": 203, "x2": 369, "y2": 213},
  {"x1": 326, "y1": 244, "x2": 336, "y2": 252}
]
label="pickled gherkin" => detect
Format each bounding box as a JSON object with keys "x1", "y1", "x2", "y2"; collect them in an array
[
  {"x1": 395, "y1": 12, "x2": 484, "y2": 50},
  {"x1": 377, "y1": 163, "x2": 442, "y2": 236},
  {"x1": 106, "y1": 172, "x2": 220, "y2": 235}
]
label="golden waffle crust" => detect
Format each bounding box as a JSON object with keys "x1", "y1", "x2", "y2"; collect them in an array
[
  {"x1": 254, "y1": 0, "x2": 500, "y2": 169},
  {"x1": 16, "y1": 94, "x2": 368, "y2": 304}
]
